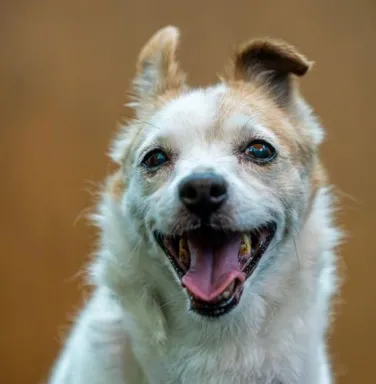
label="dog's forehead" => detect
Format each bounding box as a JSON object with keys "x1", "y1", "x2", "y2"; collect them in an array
[
  {"x1": 155, "y1": 85, "x2": 227, "y2": 132},
  {"x1": 149, "y1": 85, "x2": 278, "y2": 145}
]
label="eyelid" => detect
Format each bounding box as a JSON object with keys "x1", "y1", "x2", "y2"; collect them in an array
[
  {"x1": 137, "y1": 145, "x2": 160, "y2": 165},
  {"x1": 138, "y1": 145, "x2": 173, "y2": 166},
  {"x1": 234, "y1": 136, "x2": 273, "y2": 153},
  {"x1": 246, "y1": 135, "x2": 281, "y2": 154}
]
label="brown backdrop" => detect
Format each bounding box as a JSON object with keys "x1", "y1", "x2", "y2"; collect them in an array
[{"x1": 0, "y1": 1, "x2": 374, "y2": 383}]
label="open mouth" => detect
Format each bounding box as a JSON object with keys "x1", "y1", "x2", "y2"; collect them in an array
[{"x1": 154, "y1": 223, "x2": 276, "y2": 318}]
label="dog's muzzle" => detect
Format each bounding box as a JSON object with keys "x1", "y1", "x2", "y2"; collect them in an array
[{"x1": 155, "y1": 172, "x2": 276, "y2": 318}]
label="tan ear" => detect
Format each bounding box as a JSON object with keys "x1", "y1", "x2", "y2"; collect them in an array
[
  {"x1": 231, "y1": 38, "x2": 312, "y2": 106},
  {"x1": 130, "y1": 26, "x2": 186, "y2": 108}
]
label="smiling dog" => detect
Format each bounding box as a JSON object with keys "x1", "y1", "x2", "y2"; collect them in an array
[{"x1": 49, "y1": 26, "x2": 341, "y2": 384}]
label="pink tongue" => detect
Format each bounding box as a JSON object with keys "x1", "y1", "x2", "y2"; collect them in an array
[{"x1": 181, "y1": 231, "x2": 245, "y2": 302}]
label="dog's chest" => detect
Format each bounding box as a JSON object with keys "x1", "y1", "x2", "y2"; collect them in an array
[{"x1": 145, "y1": 341, "x2": 287, "y2": 384}]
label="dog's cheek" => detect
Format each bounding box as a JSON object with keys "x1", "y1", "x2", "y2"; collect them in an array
[
  {"x1": 124, "y1": 174, "x2": 152, "y2": 221},
  {"x1": 151, "y1": 185, "x2": 183, "y2": 232},
  {"x1": 125, "y1": 170, "x2": 175, "y2": 234},
  {"x1": 274, "y1": 167, "x2": 311, "y2": 234}
]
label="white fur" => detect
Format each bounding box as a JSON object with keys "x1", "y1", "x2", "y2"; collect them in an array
[{"x1": 48, "y1": 66, "x2": 340, "y2": 383}]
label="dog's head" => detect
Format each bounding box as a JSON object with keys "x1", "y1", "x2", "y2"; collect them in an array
[{"x1": 108, "y1": 26, "x2": 325, "y2": 319}]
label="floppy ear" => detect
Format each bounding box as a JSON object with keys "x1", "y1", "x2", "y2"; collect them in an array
[
  {"x1": 130, "y1": 26, "x2": 186, "y2": 109},
  {"x1": 231, "y1": 38, "x2": 312, "y2": 106}
]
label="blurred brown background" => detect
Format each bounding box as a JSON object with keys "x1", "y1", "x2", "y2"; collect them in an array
[{"x1": 0, "y1": 1, "x2": 374, "y2": 383}]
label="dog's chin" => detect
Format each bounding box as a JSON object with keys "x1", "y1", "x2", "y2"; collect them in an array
[{"x1": 154, "y1": 222, "x2": 276, "y2": 318}]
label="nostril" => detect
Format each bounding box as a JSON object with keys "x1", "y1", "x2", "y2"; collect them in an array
[
  {"x1": 210, "y1": 184, "x2": 227, "y2": 200},
  {"x1": 183, "y1": 185, "x2": 198, "y2": 201}
]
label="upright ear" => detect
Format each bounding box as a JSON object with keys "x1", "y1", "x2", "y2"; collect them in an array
[
  {"x1": 130, "y1": 26, "x2": 186, "y2": 109},
  {"x1": 230, "y1": 38, "x2": 312, "y2": 106}
]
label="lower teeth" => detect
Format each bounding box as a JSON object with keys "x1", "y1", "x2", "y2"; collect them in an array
[
  {"x1": 221, "y1": 290, "x2": 231, "y2": 299},
  {"x1": 216, "y1": 281, "x2": 235, "y2": 301}
]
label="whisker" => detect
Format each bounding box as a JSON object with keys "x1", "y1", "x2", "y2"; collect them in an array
[
  {"x1": 242, "y1": 118, "x2": 253, "y2": 130},
  {"x1": 134, "y1": 117, "x2": 161, "y2": 130},
  {"x1": 262, "y1": 237, "x2": 283, "y2": 256},
  {"x1": 334, "y1": 185, "x2": 359, "y2": 205},
  {"x1": 64, "y1": 268, "x2": 87, "y2": 284},
  {"x1": 292, "y1": 235, "x2": 301, "y2": 268},
  {"x1": 159, "y1": 291, "x2": 186, "y2": 309},
  {"x1": 126, "y1": 238, "x2": 143, "y2": 265},
  {"x1": 160, "y1": 298, "x2": 177, "y2": 309},
  {"x1": 73, "y1": 206, "x2": 95, "y2": 227},
  {"x1": 83, "y1": 179, "x2": 102, "y2": 190}
]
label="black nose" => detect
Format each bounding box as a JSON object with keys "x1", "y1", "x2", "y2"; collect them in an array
[{"x1": 178, "y1": 173, "x2": 228, "y2": 217}]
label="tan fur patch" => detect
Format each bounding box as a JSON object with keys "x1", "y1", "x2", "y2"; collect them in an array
[
  {"x1": 107, "y1": 169, "x2": 126, "y2": 202},
  {"x1": 304, "y1": 159, "x2": 328, "y2": 219},
  {"x1": 222, "y1": 82, "x2": 309, "y2": 158},
  {"x1": 312, "y1": 159, "x2": 328, "y2": 192},
  {"x1": 136, "y1": 26, "x2": 185, "y2": 90},
  {"x1": 132, "y1": 26, "x2": 186, "y2": 108}
]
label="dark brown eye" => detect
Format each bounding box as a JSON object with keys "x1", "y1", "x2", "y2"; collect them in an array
[
  {"x1": 142, "y1": 149, "x2": 169, "y2": 169},
  {"x1": 244, "y1": 140, "x2": 276, "y2": 163}
]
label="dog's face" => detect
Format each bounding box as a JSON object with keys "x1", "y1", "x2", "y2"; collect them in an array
[{"x1": 111, "y1": 27, "x2": 324, "y2": 319}]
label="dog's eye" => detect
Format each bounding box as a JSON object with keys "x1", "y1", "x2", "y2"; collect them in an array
[
  {"x1": 142, "y1": 149, "x2": 169, "y2": 168},
  {"x1": 245, "y1": 140, "x2": 276, "y2": 163}
]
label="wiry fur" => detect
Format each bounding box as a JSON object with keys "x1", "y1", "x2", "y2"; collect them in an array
[{"x1": 48, "y1": 26, "x2": 341, "y2": 384}]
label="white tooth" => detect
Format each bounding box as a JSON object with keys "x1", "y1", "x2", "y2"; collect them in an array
[{"x1": 222, "y1": 290, "x2": 231, "y2": 299}]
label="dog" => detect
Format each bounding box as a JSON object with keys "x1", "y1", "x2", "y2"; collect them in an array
[{"x1": 48, "y1": 26, "x2": 341, "y2": 384}]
